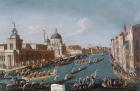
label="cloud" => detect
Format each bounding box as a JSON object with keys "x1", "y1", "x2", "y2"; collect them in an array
[
  {"x1": 1, "y1": 0, "x2": 140, "y2": 47},
  {"x1": 78, "y1": 17, "x2": 92, "y2": 30},
  {"x1": 27, "y1": 25, "x2": 52, "y2": 35},
  {"x1": 27, "y1": 25, "x2": 41, "y2": 35},
  {"x1": 70, "y1": 17, "x2": 93, "y2": 36}
]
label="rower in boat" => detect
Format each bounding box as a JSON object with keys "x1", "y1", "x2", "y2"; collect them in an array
[
  {"x1": 86, "y1": 76, "x2": 90, "y2": 84},
  {"x1": 88, "y1": 70, "x2": 97, "y2": 88},
  {"x1": 79, "y1": 77, "x2": 83, "y2": 85},
  {"x1": 88, "y1": 77, "x2": 95, "y2": 88},
  {"x1": 91, "y1": 70, "x2": 97, "y2": 80}
]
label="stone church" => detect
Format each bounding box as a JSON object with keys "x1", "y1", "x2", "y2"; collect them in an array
[{"x1": 44, "y1": 28, "x2": 66, "y2": 58}]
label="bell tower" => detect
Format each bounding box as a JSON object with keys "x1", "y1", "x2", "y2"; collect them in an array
[{"x1": 7, "y1": 22, "x2": 23, "y2": 50}]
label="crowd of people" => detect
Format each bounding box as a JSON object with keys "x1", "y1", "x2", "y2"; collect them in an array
[
  {"x1": 6, "y1": 79, "x2": 49, "y2": 91},
  {"x1": 113, "y1": 63, "x2": 137, "y2": 81},
  {"x1": 102, "y1": 77, "x2": 127, "y2": 88}
]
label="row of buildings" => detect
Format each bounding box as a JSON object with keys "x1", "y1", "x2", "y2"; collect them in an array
[
  {"x1": 0, "y1": 23, "x2": 110, "y2": 70},
  {"x1": 111, "y1": 24, "x2": 140, "y2": 77},
  {"x1": 0, "y1": 23, "x2": 56, "y2": 69},
  {"x1": 66, "y1": 45, "x2": 110, "y2": 56},
  {"x1": 81, "y1": 46, "x2": 110, "y2": 55}
]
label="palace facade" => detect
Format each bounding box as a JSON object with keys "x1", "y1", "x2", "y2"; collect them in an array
[{"x1": 111, "y1": 24, "x2": 140, "y2": 76}]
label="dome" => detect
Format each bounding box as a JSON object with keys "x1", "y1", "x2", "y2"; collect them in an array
[
  {"x1": 51, "y1": 33, "x2": 62, "y2": 39},
  {"x1": 51, "y1": 28, "x2": 62, "y2": 39}
]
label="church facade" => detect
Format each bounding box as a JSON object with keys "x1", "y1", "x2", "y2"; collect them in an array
[{"x1": 44, "y1": 28, "x2": 66, "y2": 58}]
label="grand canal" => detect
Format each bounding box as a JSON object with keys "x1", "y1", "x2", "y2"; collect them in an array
[
  {"x1": 0, "y1": 53, "x2": 140, "y2": 91},
  {"x1": 25, "y1": 53, "x2": 117, "y2": 85}
]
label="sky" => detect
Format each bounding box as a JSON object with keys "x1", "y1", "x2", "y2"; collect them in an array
[{"x1": 0, "y1": 0, "x2": 140, "y2": 47}]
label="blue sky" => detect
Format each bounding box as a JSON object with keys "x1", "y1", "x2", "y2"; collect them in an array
[{"x1": 0, "y1": 0, "x2": 140, "y2": 47}]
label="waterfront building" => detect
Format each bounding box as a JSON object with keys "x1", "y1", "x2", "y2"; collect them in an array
[
  {"x1": 85, "y1": 46, "x2": 111, "y2": 54},
  {"x1": 44, "y1": 28, "x2": 66, "y2": 58},
  {"x1": 0, "y1": 23, "x2": 54, "y2": 71},
  {"x1": 66, "y1": 45, "x2": 82, "y2": 56},
  {"x1": 82, "y1": 48, "x2": 91, "y2": 54},
  {"x1": 111, "y1": 24, "x2": 140, "y2": 76}
]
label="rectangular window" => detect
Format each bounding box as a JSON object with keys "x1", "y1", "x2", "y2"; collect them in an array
[
  {"x1": 10, "y1": 43, "x2": 13, "y2": 50},
  {"x1": 137, "y1": 56, "x2": 139, "y2": 62},
  {"x1": 136, "y1": 40, "x2": 139, "y2": 49}
]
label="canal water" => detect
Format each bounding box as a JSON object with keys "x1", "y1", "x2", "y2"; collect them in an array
[
  {"x1": 27, "y1": 53, "x2": 119, "y2": 91},
  {"x1": 30, "y1": 54, "x2": 117, "y2": 83},
  {"x1": 0, "y1": 53, "x2": 140, "y2": 91}
]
